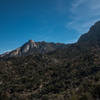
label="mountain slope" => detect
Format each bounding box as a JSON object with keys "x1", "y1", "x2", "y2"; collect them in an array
[{"x1": 1, "y1": 21, "x2": 100, "y2": 100}]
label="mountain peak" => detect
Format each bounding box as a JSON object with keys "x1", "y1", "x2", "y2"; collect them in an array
[
  {"x1": 28, "y1": 40, "x2": 35, "y2": 43},
  {"x1": 27, "y1": 40, "x2": 37, "y2": 48},
  {"x1": 89, "y1": 21, "x2": 100, "y2": 34},
  {"x1": 78, "y1": 21, "x2": 100, "y2": 45}
]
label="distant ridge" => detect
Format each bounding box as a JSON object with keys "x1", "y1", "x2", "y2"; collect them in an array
[
  {"x1": 0, "y1": 40, "x2": 67, "y2": 57},
  {"x1": 1, "y1": 21, "x2": 100, "y2": 58}
]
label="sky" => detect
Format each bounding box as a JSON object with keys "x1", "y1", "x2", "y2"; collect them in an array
[{"x1": 0, "y1": 0, "x2": 100, "y2": 54}]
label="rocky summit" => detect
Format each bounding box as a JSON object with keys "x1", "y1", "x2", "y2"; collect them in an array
[{"x1": 0, "y1": 40, "x2": 67, "y2": 58}]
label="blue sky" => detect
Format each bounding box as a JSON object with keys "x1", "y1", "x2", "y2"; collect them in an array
[{"x1": 0, "y1": 0, "x2": 100, "y2": 54}]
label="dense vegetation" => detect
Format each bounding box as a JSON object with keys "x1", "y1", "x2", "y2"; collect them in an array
[{"x1": 0, "y1": 44, "x2": 100, "y2": 100}]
